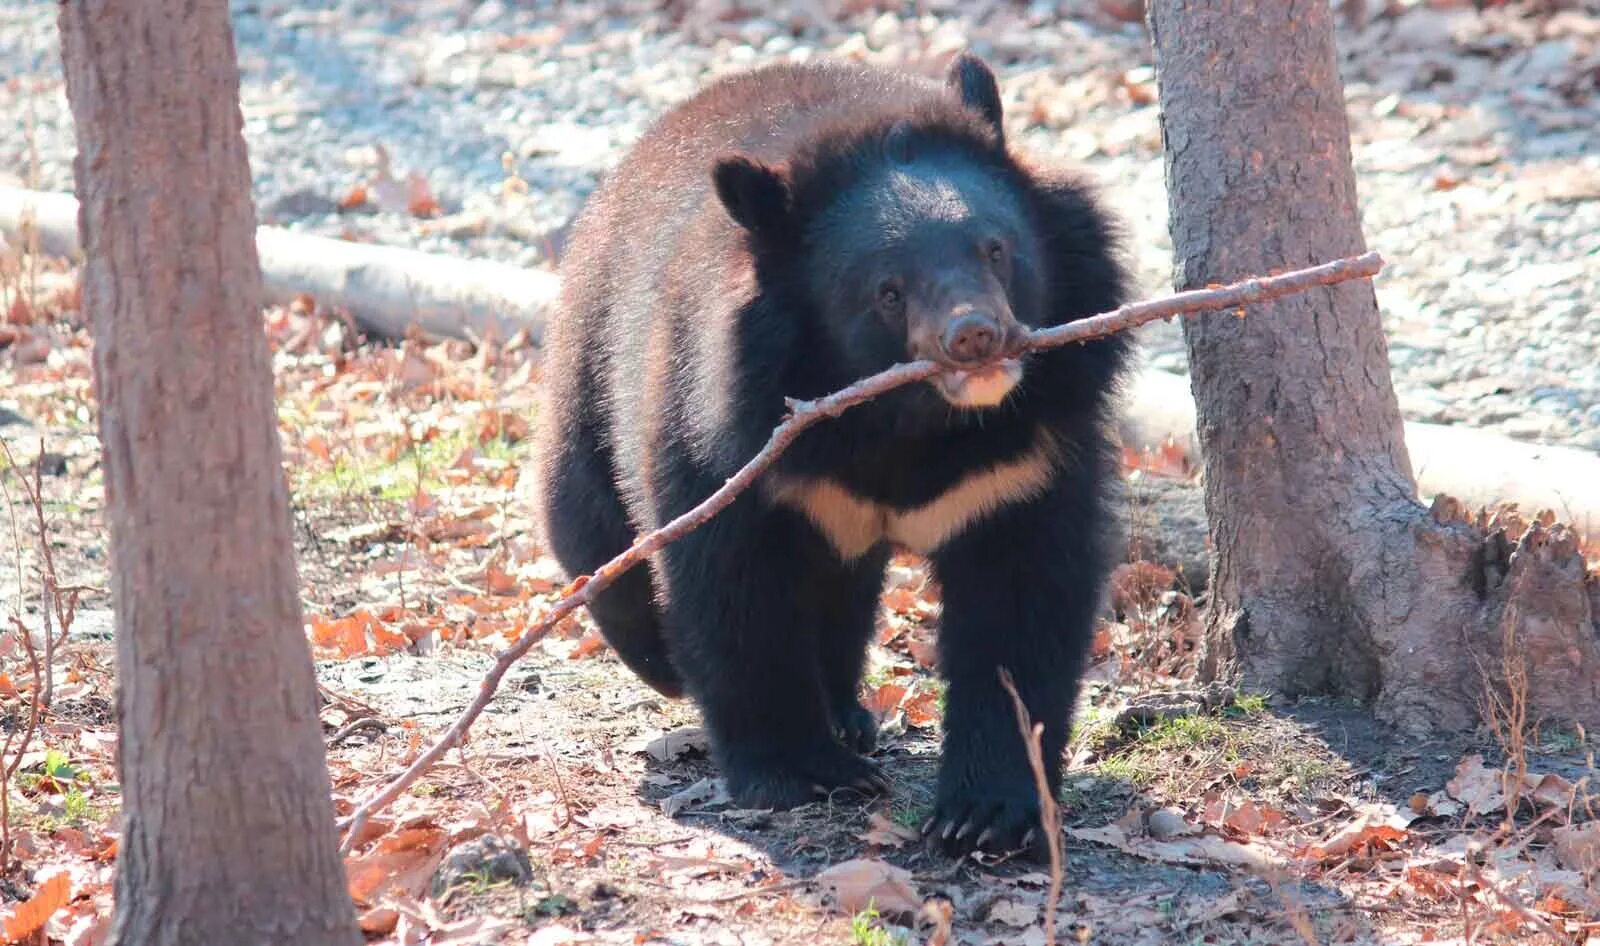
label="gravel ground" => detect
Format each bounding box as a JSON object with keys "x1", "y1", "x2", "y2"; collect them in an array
[{"x1": 3, "y1": 0, "x2": 1598, "y2": 449}]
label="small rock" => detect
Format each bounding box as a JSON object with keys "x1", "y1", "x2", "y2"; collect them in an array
[
  {"x1": 15, "y1": 452, "x2": 70, "y2": 477},
  {"x1": 431, "y1": 834, "x2": 533, "y2": 897},
  {"x1": 266, "y1": 188, "x2": 339, "y2": 219},
  {"x1": 1518, "y1": 38, "x2": 1575, "y2": 87},
  {"x1": 466, "y1": 0, "x2": 507, "y2": 28},
  {"x1": 1398, "y1": 389, "x2": 1452, "y2": 424},
  {"x1": 866, "y1": 13, "x2": 900, "y2": 51},
  {"x1": 1096, "y1": 0, "x2": 1146, "y2": 24},
  {"x1": 1387, "y1": 9, "x2": 1463, "y2": 52},
  {"x1": 1510, "y1": 416, "x2": 1571, "y2": 442},
  {"x1": 1147, "y1": 807, "x2": 1199, "y2": 840}
]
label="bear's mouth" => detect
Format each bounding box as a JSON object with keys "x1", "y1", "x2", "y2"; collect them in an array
[{"x1": 933, "y1": 358, "x2": 1023, "y2": 408}]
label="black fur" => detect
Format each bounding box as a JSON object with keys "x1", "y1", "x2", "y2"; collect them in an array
[{"x1": 534, "y1": 55, "x2": 1131, "y2": 858}]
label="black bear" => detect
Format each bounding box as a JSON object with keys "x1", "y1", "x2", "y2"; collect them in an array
[{"x1": 534, "y1": 53, "x2": 1130, "y2": 856}]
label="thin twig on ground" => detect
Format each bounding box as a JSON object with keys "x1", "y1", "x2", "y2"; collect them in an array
[
  {"x1": 1462, "y1": 856, "x2": 1570, "y2": 945},
  {"x1": 0, "y1": 442, "x2": 49, "y2": 872},
  {"x1": 999, "y1": 667, "x2": 1062, "y2": 946},
  {"x1": 1, "y1": 439, "x2": 82, "y2": 710},
  {"x1": 334, "y1": 251, "x2": 1386, "y2": 850},
  {"x1": 328, "y1": 717, "x2": 388, "y2": 747}
]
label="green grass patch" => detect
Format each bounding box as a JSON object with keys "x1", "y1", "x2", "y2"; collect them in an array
[
  {"x1": 1084, "y1": 701, "x2": 1347, "y2": 801},
  {"x1": 850, "y1": 903, "x2": 910, "y2": 946},
  {"x1": 891, "y1": 803, "x2": 929, "y2": 830},
  {"x1": 1136, "y1": 713, "x2": 1227, "y2": 749},
  {"x1": 292, "y1": 421, "x2": 531, "y2": 503},
  {"x1": 1537, "y1": 724, "x2": 1586, "y2": 755},
  {"x1": 1230, "y1": 691, "x2": 1269, "y2": 716},
  {"x1": 1094, "y1": 753, "x2": 1159, "y2": 786}
]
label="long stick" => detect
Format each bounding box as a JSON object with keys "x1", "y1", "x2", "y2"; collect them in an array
[{"x1": 335, "y1": 251, "x2": 1385, "y2": 850}]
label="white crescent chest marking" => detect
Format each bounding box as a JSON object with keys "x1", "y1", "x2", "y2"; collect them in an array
[{"x1": 765, "y1": 433, "x2": 1063, "y2": 561}]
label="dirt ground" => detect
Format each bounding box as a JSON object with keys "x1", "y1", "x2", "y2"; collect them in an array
[{"x1": 2, "y1": 286, "x2": 1597, "y2": 944}]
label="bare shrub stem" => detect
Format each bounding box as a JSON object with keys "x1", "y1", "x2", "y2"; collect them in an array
[{"x1": 999, "y1": 667, "x2": 1062, "y2": 946}]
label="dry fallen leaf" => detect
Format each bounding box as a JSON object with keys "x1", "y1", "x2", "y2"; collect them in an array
[
  {"x1": 345, "y1": 825, "x2": 449, "y2": 906},
  {"x1": 901, "y1": 688, "x2": 941, "y2": 729},
  {"x1": 1552, "y1": 822, "x2": 1600, "y2": 874},
  {"x1": 57, "y1": 908, "x2": 110, "y2": 946},
  {"x1": 906, "y1": 637, "x2": 939, "y2": 669},
  {"x1": 1446, "y1": 754, "x2": 1506, "y2": 814},
  {"x1": 1202, "y1": 797, "x2": 1287, "y2": 837},
  {"x1": 1176, "y1": 889, "x2": 1245, "y2": 929},
  {"x1": 882, "y1": 587, "x2": 919, "y2": 615},
  {"x1": 337, "y1": 183, "x2": 369, "y2": 210},
  {"x1": 856, "y1": 812, "x2": 921, "y2": 849},
  {"x1": 634, "y1": 728, "x2": 709, "y2": 762},
  {"x1": 568, "y1": 629, "x2": 608, "y2": 660},
  {"x1": 922, "y1": 898, "x2": 955, "y2": 946},
  {"x1": 2, "y1": 870, "x2": 71, "y2": 942},
  {"x1": 1067, "y1": 823, "x2": 1277, "y2": 871},
  {"x1": 815, "y1": 858, "x2": 922, "y2": 918},
  {"x1": 574, "y1": 803, "x2": 644, "y2": 831},
  {"x1": 1300, "y1": 804, "x2": 1412, "y2": 863},
  {"x1": 416, "y1": 914, "x2": 518, "y2": 944},
  {"x1": 985, "y1": 897, "x2": 1039, "y2": 928},
  {"x1": 526, "y1": 924, "x2": 595, "y2": 945},
  {"x1": 866, "y1": 682, "x2": 908, "y2": 720},
  {"x1": 1415, "y1": 789, "x2": 1464, "y2": 819},
  {"x1": 358, "y1": 904, "x2": 401, "y2": 936},
  {"x1": 660, "y1": 777, "x2": 729, "y2": 817},
  {"x1": 1527, "y1": 772, "x2": 1577, "y2": 812},
  {"x1": 1405, "y1": 864, "x2": 1458, "y2": 901},
  {"x1": 405, "y1": 172, "x2": 442, "y2": 218},
  {"x1": 1120, "y1": 435, "x2": 1190, "y2": 480}
]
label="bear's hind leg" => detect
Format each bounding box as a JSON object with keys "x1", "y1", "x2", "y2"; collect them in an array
[{"x1": 538, "y1": 414, "x2": 683, "y2": 698}]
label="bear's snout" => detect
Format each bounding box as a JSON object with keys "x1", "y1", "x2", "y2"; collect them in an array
[{"x1": 941, "y1": 312, "x2": 1004, "y2": 365}]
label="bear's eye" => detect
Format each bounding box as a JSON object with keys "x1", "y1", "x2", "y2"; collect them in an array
[
  {"x1": 986, "y1": 240, "x2": 1006, "y2": 264},
  {"x1": 877, "y1": 283, "x2": 903, "y2": 309}
]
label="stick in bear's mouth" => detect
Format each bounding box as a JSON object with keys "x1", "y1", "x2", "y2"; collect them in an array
[{"x1": 935, "y1": 357, "x2": 1024, "y2": 408}]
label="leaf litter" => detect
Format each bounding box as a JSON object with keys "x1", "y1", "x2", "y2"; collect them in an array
[
  {"x1": 4, "y1": 259, "x2": 1599, "y2": 945},
  {"x1": 8, "y1": 13, "x2": 1600, "y2": 930}
]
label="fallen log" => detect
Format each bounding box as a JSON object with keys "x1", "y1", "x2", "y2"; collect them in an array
[
  {"x1": 0, "y1": 185, "x2": 559, "y2": 344},
  {"x1": 1120, "y1": 369, "x2": 1600, "y2": 533}
]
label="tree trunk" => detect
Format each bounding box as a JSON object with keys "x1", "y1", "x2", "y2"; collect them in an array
[
  {"x1": 57, "y1": 3, "x2": 361, "y2": 944},
  {"x1": 1146, "y1": 0, "x2": 1600, "y2": 734}
]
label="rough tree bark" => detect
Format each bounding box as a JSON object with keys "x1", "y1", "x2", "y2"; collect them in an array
[
  {"x1": 57, "y1": 2, "x2": 361, "y2": 944},
  {"x1": 1146, "y1": 0, "x2": 1599, "y2": 734}
]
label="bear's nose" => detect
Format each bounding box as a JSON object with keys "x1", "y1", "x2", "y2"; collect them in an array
[{"x1": 941, "y1": 313, "x2": 1003, "y2": 365}]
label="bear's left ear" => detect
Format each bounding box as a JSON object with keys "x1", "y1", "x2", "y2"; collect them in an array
[
  {"x1": 712, "y1": 155, "x2": 791, "y2": 235},
  {"x1": 946, "y1": 52, "x2": 1004, "y2": 143}
]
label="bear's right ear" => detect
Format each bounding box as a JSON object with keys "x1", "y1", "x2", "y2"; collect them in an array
[
  {"x1": 946, "y1": 52, "x2": 1004, "y2": 143},
  {"x1": 713, "y1": 156, "x2": 791, "y2": 235}
]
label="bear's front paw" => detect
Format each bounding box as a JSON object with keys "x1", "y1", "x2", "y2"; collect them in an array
[
  {"x1": 924, "y1": 785, "x2": 1048, "y2": 860},
  {"x1": 723, "y1": 742, "x2": 889, "y2": 810},
  {"x1": 832, "y1": 701, "x2": 879, "y2": 755}
]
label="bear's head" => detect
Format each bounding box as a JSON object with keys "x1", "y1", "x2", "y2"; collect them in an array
[{"x1": 711, "y1": 54, "x2": 1050, "y2": 412}]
